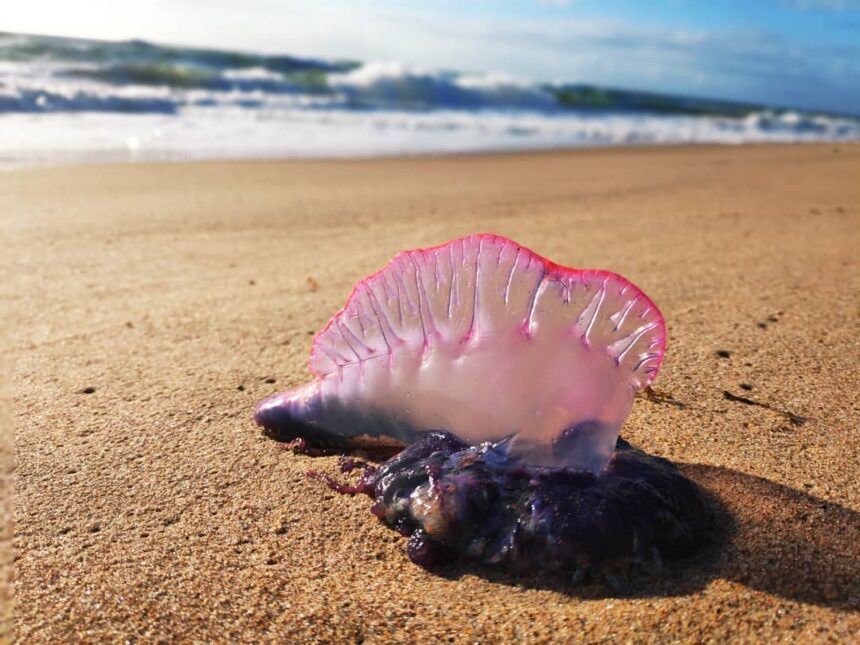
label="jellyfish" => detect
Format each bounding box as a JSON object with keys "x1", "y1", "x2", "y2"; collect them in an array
[{"x1": 255, "y1": 234, "x2": 713, "y2": 582}]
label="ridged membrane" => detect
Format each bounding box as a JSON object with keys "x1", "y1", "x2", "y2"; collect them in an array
[{"x1": 256, "y1": 234, "x2": 665, "y2": 472}]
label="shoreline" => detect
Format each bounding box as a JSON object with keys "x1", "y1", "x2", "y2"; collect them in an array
[
  {"x1": 1, "y1": 138, "x2": 856, "y2": 169},
  {"x1": 7, "y1": 144, "x2": 859, "y2": 641}
]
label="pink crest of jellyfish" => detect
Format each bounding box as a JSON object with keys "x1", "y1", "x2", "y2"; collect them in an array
[{"x1": 255, "y1": 234, "x2": 666, "y2": 472}]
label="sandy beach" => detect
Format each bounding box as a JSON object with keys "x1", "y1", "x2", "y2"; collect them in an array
[{"x1": 4, "y1": 144, "x2": 859, "y2": 642}]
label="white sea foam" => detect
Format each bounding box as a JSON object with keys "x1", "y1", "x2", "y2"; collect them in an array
[
  {"x1": 3, "y1": 107, "x2": 858, "y2": 168},
  {"x1": 328, "y1": 62, "x2": 559, "y2": 110},
  {"x1": 1, "y1": 35, "x2": 858, "y2": 167}
]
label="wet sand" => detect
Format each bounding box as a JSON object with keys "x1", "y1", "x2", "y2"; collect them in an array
[{"x1": 4, "y1": 144, "x2": 860, "y2": 642}]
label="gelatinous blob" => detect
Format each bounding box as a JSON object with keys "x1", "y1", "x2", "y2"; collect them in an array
[
  {"x1": 355, "y1": 431, "x2": 714, "y2": 577},
  {"x1": 255, "y1": 234, "x2": 665, "y2": 472}
]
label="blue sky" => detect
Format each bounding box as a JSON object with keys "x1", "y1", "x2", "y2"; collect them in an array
[{"x1": 6, "y1": 0, "x2": 860, "y2": 114}]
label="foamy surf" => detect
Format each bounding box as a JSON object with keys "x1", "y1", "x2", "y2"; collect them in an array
[{"x1": 1, "y1": 32, "x2": 858, "y2": 166}]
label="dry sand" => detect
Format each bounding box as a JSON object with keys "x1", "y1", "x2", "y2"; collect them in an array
[{"x1": 3, "y1": 144, "x2": 859, "y2": 642}]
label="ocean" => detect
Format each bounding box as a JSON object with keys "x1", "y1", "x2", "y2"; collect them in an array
[{"x1": 1, "y1": 32, "x2": 858, "y2": 166}]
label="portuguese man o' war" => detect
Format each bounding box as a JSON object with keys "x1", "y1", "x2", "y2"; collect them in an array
[
  {"x1": 255, "y1": 234, "x2": 714, "y2": 581},
  {"x1": 256, "y1": 234, "x2": 666, "y2": 472}
]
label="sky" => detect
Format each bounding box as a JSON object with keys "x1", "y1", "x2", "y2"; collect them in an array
[{"x1": 4, "y1": 0, "x2": 860, "y2": 114}]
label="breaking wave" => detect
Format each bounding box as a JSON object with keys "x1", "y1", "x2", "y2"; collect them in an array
[{"x1": 1, "y1": 32, "x2": 858, "y2": 165}]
